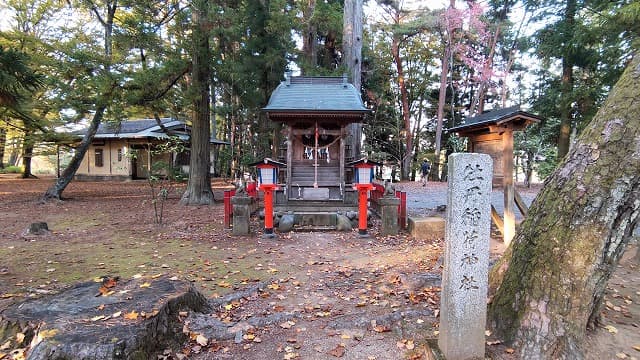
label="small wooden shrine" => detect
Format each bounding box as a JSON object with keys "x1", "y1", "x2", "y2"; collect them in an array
[
  {"x1": 262, "y1": 74, "x2": 369, "y2": 213},
  {"x1": 448, "y1": 105, "x2": 542, "y2": 244}
]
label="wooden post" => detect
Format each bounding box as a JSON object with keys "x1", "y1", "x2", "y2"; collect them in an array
[
  {"x1": 503, "y1": 128, "x2": 515, "y2": 245},
  {"x1": 514, "y1": 190, "x2": 529, "y2": 217},
  {"x1": 491, "y1": 205, "x2": 505, "y2": 235},
  {"x1": 286, "y1": 125, "x2": 292, "y2": 198},
  {"x1": 340, "y1": 125, "x2": 345, "y2": 194},
  {"x1": 57, "y1": 145, "x2": 61, "y2": 178}
]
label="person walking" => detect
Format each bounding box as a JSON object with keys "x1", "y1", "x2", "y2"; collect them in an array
[{"x1": 420, "y1": 159, "x2": 431, "y2": 186}]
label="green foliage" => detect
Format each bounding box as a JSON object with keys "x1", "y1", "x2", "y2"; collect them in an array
[
  {"x1": 0, "y1": 165, "x2": 22, "y2": 173},
  {"x1": 446, "y1": 134, "x2": 467, "y2": 153},
  {"x1": 294, "y1": 0, "x2": 344, "y2": 75},
  {"x1": 514, "y1": 119, "x2": 559, "y2": 183},
  {"x1": 535, "y1": 147, "x2": 558, "y2": 180},
  {"x1": 0, "y1": 46, "x2": 43, "y2": 109},
  {"x1": 523, "y1": 0, "x2": 635, "y2": 155}
]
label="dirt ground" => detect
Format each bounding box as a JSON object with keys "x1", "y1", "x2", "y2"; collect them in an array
[{"x1": 0, "y1": 176, "x2": 638, "y2": 360}]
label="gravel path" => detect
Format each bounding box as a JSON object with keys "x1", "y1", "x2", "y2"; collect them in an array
[{"x1": 391, "y1": 180, "x2": 541, "y2": 219}]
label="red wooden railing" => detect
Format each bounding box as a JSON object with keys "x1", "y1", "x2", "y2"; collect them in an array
[
  {"x1": 224, "y1": 181, "x2": 258, "y2": 229},
  {"x1": 370, "y1": 182, "x2": 407, "y2": 229},
  {"x1": 223, "y1": 189, "x2": 235, "y2": 229},
  {"x1": 225, "y1": 181, "x2": 407, "y2": 230},
  {"x1": 396, "y1": 189, "x2": 407, "y2": 229}
]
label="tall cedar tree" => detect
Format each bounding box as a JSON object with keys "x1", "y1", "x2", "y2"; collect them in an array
[{"x1": 181, "y1": 0, "x2": 213, "y2": 204}]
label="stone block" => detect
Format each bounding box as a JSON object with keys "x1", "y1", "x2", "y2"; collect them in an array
[
  {"x1": 379, "y1": 197, "x2": 400, "y2": 236},
  {"x1": 231, "y1": 196, "x2": 252, "y2": 236},
  {"x1": 408, "y1": 217, "x2": 445, "y2": 239},
  {"x1": 336, "y1": 214, "x2": 352, "y2": 232},
  {"x1": 278, "y1": 214, "x2": 295, "y2": 233}
]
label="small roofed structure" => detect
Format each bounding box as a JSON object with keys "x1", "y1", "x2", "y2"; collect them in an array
[
  {"x1": 448, "y1": 105, "x2": 542, "y2": 185},
  {"x1": 263, "y1": 74, "x2": 370, "y2": 214},
  {"x1": 72, "y1": 118, "x2": 228, "y2": 180},
  {"x1": 448, "y1": 105, "x2": 542, "y2": 245}
]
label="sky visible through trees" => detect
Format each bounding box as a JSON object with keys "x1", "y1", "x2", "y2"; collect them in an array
[{"x1": 0, "y1": 0, "x2": 637, "y2": 183}]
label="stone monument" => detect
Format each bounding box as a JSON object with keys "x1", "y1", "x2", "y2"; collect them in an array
[
  {"x1": 379, "y1": 181, "x2": 400, "y2": 236},
  {"x1": 231, "y1": 180, "x2": 251, "y2": 236},
  {"x1": 438, "y1": 153, "x2": 492, "y2": 360}
]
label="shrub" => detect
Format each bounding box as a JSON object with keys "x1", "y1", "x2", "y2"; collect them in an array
[{"x1": 1, "y1": 166, "x2": 22, "y2": 174}]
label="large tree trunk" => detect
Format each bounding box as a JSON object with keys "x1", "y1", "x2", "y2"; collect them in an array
[
  {"x1": 0, "y1": 127, "x2": 6, "y2": 168},
  {"x1": 488, "y1": 54, "x2": 640, "y2": 359},
  {"x1": 21, "y1": 128, "x2": 34, "y2": 178},
  {"x1": 557, "y1": 0, "x2": 576, "y2": 160},
  {"x1": 343, "y1": 0, "x2": 363, "y2": 159},
  {"x1": 302, "y1": 0, "x2": 317, "y2": 71},
  {"x1": 181, "y1": 0, "x2": 213, "y2": 205}
]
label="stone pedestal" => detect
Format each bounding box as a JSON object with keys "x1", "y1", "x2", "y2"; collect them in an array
[
  {"x1": 438, "y1": 153, "x2": 492, "y2": 360},
  {"x1": 231, "y1": 196, "x2": 252, "y2": 236},
  {"x1": 379, "y1": 196, "x2": 400, "y2": 236},
  {"x1": 408, "y1": 217, "x2": 446, "y2": 239}
]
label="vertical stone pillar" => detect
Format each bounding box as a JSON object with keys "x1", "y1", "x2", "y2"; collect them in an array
[
  {"x1": 438, "y1": 153, "x2": 492, "y2": 360},
  {"x1": 231, "y1": 195, "x2": 251, "y2": 236},
  {"x1": 379, "y1": 196, "x2": 400, "y2": 236}
]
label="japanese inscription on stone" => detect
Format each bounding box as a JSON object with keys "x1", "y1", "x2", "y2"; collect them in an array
[{"x1": 439, "y1": 153, "x2": 492, "y2": 360}]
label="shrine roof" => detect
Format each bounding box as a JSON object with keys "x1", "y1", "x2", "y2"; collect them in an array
[
  {"x1": 447, "y1": 105, "x2": 542, "y2": 133},
  {"x1": 346, "y1": 158, "x2": 383, "y2": 167},
  {"x1": 263, "y1": 75, "x2": 369, "y2": 113}
]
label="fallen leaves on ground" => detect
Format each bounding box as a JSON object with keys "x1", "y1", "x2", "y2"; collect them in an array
[
  {"x1": 372, "y1": 325, "x2": 391, "y2": 333},
  {"x1": 97, "y1": 276, "x2": 119, "y2": 296},
  {"x1": 328, "y1": 344, "x2": 345, "y2": 357},
  {"x1": 38, "y1": 329, "x2": 58, "y2": 339},
  {"x1": 124, "y1": 310, "x2": 139, "y2": 320},
  {"x1": 605, "y1": 325, "x2": 618, "y2": 334},
  {"x1": 280, "y1": 321, "x2": 295, "y2": 329},
  {"x1": 195, "y1": 334, "x2": 208, "y2": 346}
]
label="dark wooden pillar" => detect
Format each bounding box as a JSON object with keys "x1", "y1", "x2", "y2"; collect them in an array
[
  {"x1": 340, "y1": 125, "x2": 346, "y2": 191},
  {"x1": 286, "y1": 125, "x2": 292, "y2": 187}
]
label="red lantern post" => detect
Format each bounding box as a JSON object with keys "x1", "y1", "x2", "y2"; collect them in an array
[
  {"x1": 254, "y1": 159, "x2": 284, "y2": 238},
  {"x1": 353, "y1": 161, "x2": 375, "y2": 237}
]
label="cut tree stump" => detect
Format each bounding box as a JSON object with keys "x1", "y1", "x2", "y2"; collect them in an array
[
  {"x1": 0, "y1": 276, "x2": 211, "y2": 359},
  {"x1": 21, "y1": 222, "x2": 50, "y2": 237}
]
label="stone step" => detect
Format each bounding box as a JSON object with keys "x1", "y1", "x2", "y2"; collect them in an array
[{"x1": 408, "y1": 216, "x2": 446, "y2": 239}]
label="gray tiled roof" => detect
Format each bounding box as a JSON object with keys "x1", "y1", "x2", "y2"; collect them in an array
[
  {"x1": 447, "y1": 105, "x2": 542, "y2": 132},
  {"x1": 72, "y1": 117, "x2": 230, "y2": 145},
  {"x1": 263, "y1": 76, "x2": 369, "y2": 112},
  {"x1": 97, "y1": 118, "x2": 177, "y2": 134}
]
